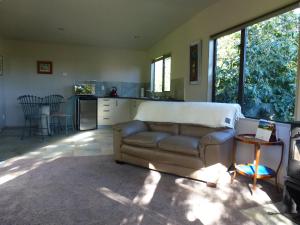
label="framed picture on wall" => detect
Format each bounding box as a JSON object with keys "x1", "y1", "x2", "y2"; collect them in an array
[
  {"x1": 0, "y1": 56, "x2": 3, "y2": 76},
  {"x1": 37, "y1": 61, "x2": 53, "y2": 74},
  {"x1": 189, "y1": 40, "x2": 202, "y2": 84}
]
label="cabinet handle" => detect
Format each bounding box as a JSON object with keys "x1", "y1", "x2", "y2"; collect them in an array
[
  {"x1": 116, "y1": 100, "x2": 118, "y2": 107},
  {"x1": 103, "y1": 118, "x2": 110, "y2": 120},
  {"x1": 104, "y1": 110, "x2": 110, "y2": 112},
  {"x1": 104, "y1": 104, "x2": 110, "y2": 106}
]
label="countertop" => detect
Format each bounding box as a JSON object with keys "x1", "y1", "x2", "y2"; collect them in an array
[
  {"x1": 75, "y1": 95, "x2": 184, "y2": 101},
  {"x1": 97, "y1": 96, "x2": 184, "y2": 101}
]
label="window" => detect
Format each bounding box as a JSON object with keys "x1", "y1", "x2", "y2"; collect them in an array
[
  {"x1": 151, "y1": 55, "x2": 171, "y2": 92},
  {"x1": 214, "y1": 31, "x2": 241, "y2": 103},
  {"x1": 213, "y1": 5, "x2": 300, "y2": 122}
]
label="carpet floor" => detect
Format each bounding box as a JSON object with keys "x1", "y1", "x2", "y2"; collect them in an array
[{"x1": 0, "y1": 129, "x2": 290, "y2": 225}]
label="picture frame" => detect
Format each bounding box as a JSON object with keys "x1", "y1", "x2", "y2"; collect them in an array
[
  {"x1": 189, "y1": 40, "x2": 202, "y2": 84},
  {"x1": 37, "y1": 61, "x2": 53, "y2": 74},
  {"x1": 0, "y1": 56, "x2": 3, "y2": 76}
]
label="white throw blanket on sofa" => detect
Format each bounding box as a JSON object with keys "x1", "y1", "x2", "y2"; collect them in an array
[{"x1": 134, "y1": 101, "x2": 244, "y2": 128}]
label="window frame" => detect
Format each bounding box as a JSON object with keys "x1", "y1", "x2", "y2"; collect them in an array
[
  {"x1": 211, "y1": 2, "x2": 300, "y2": 122},
  {"x1": 151, "y1": 54, "x2": 171, "y2": 93}
]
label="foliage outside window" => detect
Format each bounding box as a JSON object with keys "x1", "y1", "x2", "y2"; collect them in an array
[
  {"x1": 213, "y1": 7, "x2": 300, "y2": 122},
  {"x1": 151, "y1": 55, "x2": 171, "y2": 92}
]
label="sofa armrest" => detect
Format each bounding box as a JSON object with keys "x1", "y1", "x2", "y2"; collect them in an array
[
  {"x1": 113, "y1": 120, "x2": 148, "y2": 138},
  {"x1": 113, "y1": 120, "x2": 148, "y2": 162},
  {"x1": 200, "y1": 129, "x2": 235, "y2": 145}
]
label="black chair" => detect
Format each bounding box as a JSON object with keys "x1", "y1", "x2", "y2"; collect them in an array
[
  {"x1": 43, "y1": 94, "x2": 64, "y2": 115},
  {"x1": 50, "y1": 96, "x2": 75, "y2": 135},
  {"x1": 43, "y1": 94, "x2": 65, "y2": 134},
  {"x1": 17, "y1": 95, "x2": 49, "y2": 139}
]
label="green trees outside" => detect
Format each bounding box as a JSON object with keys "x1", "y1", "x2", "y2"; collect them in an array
[
  {"x1": 215, "y1": 10, "x2": 299, "y2": 122},
  {"x1": 215, "y1": 32, "x2": 241, "y2": 104}
]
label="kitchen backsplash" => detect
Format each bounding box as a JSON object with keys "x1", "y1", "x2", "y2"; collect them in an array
[
  {"x1": 75, "y1": 81, "x2": 147, "y2": 97},
  {"x1": 75, "y1": 78, "x2": 184, "y2": 99}
]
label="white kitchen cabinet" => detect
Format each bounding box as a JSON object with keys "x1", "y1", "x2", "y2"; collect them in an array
[
  {"x1": 130, "y1": 100, "x2": 143, "y2": 119},
  {"x1": 97, "y1": 98, "x2": 131, "y2": 126},
  {"x1": 112, "y1": 99, "x2": 131, "y2": 124}
]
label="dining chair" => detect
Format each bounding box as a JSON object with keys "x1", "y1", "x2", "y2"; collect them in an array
[
  {"x1": 17, "y1": 95, "x2": 49, "y2": 139},
  {"x1": 43, "y1": 94, "x2": 64, "y2": 115},
  {"x1": 50, "y1": 96, "x2": 75, "y2": 135},
  {"x1": 43, "y1": 94, "x2": 64, "y2": 134}
]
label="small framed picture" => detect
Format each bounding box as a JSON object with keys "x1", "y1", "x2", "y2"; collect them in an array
[
  {"x1": 0, "y1": 56, "x2": 3, "y2": 76},
  {"x1": 189, "y1": 40, "x2": 202, "y2": 84},
  {"x1": 37, "y1": 61, "x2": 53, "y2": 74}
]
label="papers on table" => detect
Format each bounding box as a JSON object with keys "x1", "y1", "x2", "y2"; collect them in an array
[{"x1": 255, "y1": 119, "x2": 277, "y2": 142}]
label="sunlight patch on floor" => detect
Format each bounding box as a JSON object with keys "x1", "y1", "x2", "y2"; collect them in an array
[
  {"x1": 97, "y1": 187, "x2": 175, "y2": 224},
  {"x1": 63, "y1": 131, "x2": 94, "y2": 143},
  {"x1": 133, "y1": 170, "x2": 161, "y2": 206},
  {"x1": 185, "y1": 193, "x2": 225, "y2": 224},
  {"x1": 82, "y1": 137, "x2": 95, "y2": 142},
  {"x1": 98, "y1": 187, "x2": 131, "y2": 206},
  {"x1": 0, "y1": 155, "x2": 29, "y2": 168},
  {"x1": 0, "y1": 129, "x2": 113, "y2": 186},
  {"x1": 97, "y1": 171, "x2": 177, "y2": 225},
  {"x1": 0, "y1": 159, "x2": 45, "y2": 185},
  {"x1": 8, "y1": 166, "x2": 20, "y2": 171},
  {"x1": 241, "y1": 202, "x2": 297, "y2": 225},
  {"x1": 42, "y1": 144, "x2": 58, "y2": 149}
]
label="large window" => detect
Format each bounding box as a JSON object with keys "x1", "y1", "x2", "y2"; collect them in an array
[
  {"x1": 151, "y1": 55, "x2": 171, "y2": 92},
  {"x1": 213, "y1": 5, "x2": 300, "y2": 122},
  {"x1": 215, "y1": 31, "x2": 241, "y2": 103}
]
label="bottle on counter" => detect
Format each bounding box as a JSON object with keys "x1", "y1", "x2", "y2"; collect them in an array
[{"x1": 140, "y1": 88, "x2": 145, "y2": 98}]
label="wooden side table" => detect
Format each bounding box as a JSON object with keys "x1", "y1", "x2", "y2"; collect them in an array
[{"x1": 231, "y1": 134, "x2": 284, "y2": 190}]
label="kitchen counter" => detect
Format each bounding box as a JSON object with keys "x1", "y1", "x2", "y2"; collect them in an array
[{"x1": 97, "y1": 96, "x2": 184, "y2": 101}]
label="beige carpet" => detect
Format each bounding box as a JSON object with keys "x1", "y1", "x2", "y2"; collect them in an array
[{"x1": 0, "y1": 129, "x2": 291, "y2": 225}]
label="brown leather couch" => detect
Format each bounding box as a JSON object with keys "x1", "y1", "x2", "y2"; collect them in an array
[{"x1": 113, "y1": 120, "x2": 235, "y2": 186}]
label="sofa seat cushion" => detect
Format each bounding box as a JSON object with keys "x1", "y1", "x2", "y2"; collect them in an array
[
  {"x1": 123, "y1": 131, "x2": 171, "y2": 148},
  {"x1": 158, "y1": 135, "x2": 200, "y2": 157}
]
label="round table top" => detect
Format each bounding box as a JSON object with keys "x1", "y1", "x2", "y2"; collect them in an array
[
  {"x1": 20, "y1": 102, "x2": 64, "y2": 105},
  {"x1": 235, "y1": 134, "x2": 283, "y2": 146}
]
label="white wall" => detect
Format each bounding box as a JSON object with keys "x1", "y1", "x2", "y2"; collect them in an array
[
  {"x1": 148, "y1": 0, "x2": 297, "y2": 101},
  {"x1": 2, "y1": 40, "x2": 148, "y2": 127},
  {"x1": 0, "y1": 38, "x2": 5, "y2": 131}
]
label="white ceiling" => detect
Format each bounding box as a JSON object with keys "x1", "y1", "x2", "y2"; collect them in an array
[{"x1": 0, "y1": 0, "x2": 219, "y2": 50}]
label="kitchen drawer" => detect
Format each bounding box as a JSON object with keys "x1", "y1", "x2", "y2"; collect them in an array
[
  {"x1": 100, "y1": 102, "x2": 112, "y2": 107},
  {"x1": 100, "y1": 104, "x2": 113, "y2": 111},
  {"x1": 102, "y1": 111, "x2": 111, "y2": 118},
  {"x1": 102, "y1": 108, "x2": 111, "y2": 113},
  {"x1": 97, "y1": 98, "x2": 131, "y2": 125},
  {"x1": 99, "y1": 98, "x2": 112, "y2": 102},
  {"x1": 99, "y1": 98, "x2": 114, "y2": 104},
  {"x1": 101, "y1": 117, "x2": 113, "y2": 125}
]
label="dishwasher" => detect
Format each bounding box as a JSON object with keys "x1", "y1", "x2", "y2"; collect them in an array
[{"x1": 76, "y1": 96, "x2": 97, "y2": 131}]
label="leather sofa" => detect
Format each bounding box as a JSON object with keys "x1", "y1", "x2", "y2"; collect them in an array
[{"x1": 113, "y1": 120, "x2": 235, "y2": 186}]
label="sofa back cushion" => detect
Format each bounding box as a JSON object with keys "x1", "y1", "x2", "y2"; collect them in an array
[
  {"x1": 180, "y1": 124, "x2": 223, "y2": 138},
  {"x1": 147, "y1": 122, "x2": 179, "y2": 135}
]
